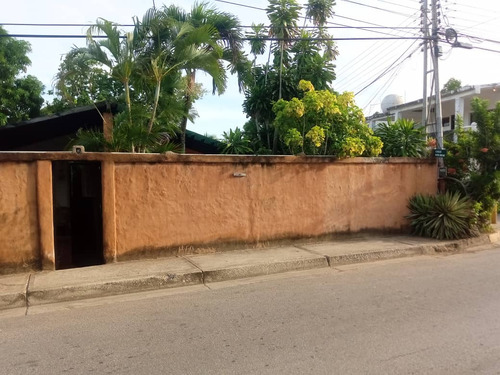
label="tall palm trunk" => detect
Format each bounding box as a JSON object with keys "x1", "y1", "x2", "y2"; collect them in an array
[
  {"x1": 148, "y1": 79, "x2": 161, "y2": 134},
  {"x1": 272, "y1": 41, "x2": 284, "y2": 154},
  {"x1": 124, "y1": 79, "x2": 132, "y2": 123},
  {"x1": 180, "y1": 70, "x2": 196, "y2": 154}
]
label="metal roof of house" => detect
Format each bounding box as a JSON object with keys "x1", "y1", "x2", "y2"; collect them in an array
[{"x1": 0, "y1": 102, "x2": 222, "y2": 153}]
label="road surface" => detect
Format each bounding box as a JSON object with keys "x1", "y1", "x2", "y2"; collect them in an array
[{"x1": 1, "y1": 247, "x2": 500, "y2": 374}]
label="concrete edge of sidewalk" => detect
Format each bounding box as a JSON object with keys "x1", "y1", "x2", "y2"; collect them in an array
[
  {"x1": 1, "y1": 231, "x2": 498, "y2": 311},
  {"x1": 0, "y1": 293, "x2": 26, "y2": 311},
  {"x1": 202, "y1": 256, "x2": 329, "y2": 283},
  {"x1": 28, "y1": 272, "x2": 204, "y2": 307}
]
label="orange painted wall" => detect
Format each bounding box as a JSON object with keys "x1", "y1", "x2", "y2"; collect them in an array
[
  {"x1": 113, "y1": 158, "x2": 437, "y2": 258},
  {"x1": 0, "y1": 154, "x2": 437, "y2": 270},
  {"x1": 0, "y1": 162, "x2": 39, "y2": 271}
]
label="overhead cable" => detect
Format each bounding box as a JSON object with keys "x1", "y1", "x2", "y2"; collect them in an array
[{"x1": 355, "y1": 41, "x2": 421, "y2": 95}]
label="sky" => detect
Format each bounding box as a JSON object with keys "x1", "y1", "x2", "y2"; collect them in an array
[{"x1": 2, "y1": 0, "x2": 500, "y2": 137}]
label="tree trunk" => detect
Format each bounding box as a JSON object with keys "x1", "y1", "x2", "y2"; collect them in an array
[
  {"x1": 272, "y1": 42, "x2": 285, "y2": 154},
  {"x1": 180, "y1": 71, "x2": 196, "y2": 154},
  {"x1": 255, "y1": 113, "x2": 261, "y2": 142},
  {"x1": 265, "y1": 119, "x2": 271, "y2": 150},
  {"x1": 124, "y1": 79, "x2": 132, "y2": 124},
  {"x1": 148, "y1": 80, "x2": 161, "y2": 134},
  {"x1": 279, "y1": 42, "x2": 284, "y2": 100}
]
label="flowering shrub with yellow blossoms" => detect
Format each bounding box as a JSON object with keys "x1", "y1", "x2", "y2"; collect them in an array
[{"x1": 272, "y1": 80, "x2": 382, "y2": 157}]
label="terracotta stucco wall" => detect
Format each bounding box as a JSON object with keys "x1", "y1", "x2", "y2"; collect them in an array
[
  {"x1": 113, "y1": 158, "x2": 436, "y2": 258},
  {"x1": 0, "y1": 162, "x2": 39, "y2": 271},
  {"x1": 0, "y1": 153, "x2": 437, "y2": 269}
]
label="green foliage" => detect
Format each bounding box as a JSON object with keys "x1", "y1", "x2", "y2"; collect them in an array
[
  {"x1": 341, "y1": 137, "x2": 365, "y2": 158},
  {"x1": 407, "y1": 192, "x2": 479, "y2": 240},
  {"x1": 69, "y1": 108, "x2": 180, "y2": 154},
  {"x1": 155, "y1": 2, "x2": 245, "y2": 152},
  {"x1": 374, "y1": 119, "x2": 427, "y2": 157},
  {"x1": 284, "y1": 128, "x2": 304, "y2": 154},
  {"x1": 242, "y1": 0, "x2": 337, "y2": 154},
  {"x1": 445, "y1": 99, "x2": 500, "y2": 218},
  {"x1": 70, "y1": 128, "x2": 107, "y2": 152},
  {"x1": 444, "y1": 114, "x2": 476, "y2": 184},
  {"x1": 44, "y1": 49, "x2": 123, "y2": 113},
  {"x1": 0, "y1": 26, "x2": 44, "y2": 125},
  {"x1": 441, "y1": 77, "x2": 462, "y2": 94},
  {"x1": 54, "y1": 3, "x2": 245, "y2": 153},
  {"x1": 267, "y1": 0, "x2": 300, "y2": 44},
  {"x1": 305, "y1": 125, "x2": 325, "y2": 149},
  {"x1": 221, "y1": 127, "x2": 252, "y2": 154},
  {"x1": 272, "y1": 81, "x2": 382, "y2": 157}
]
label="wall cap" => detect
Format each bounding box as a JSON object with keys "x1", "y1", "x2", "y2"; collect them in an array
[{"x1": 0, "y1": 152, "x2": 436, "y2": 165}]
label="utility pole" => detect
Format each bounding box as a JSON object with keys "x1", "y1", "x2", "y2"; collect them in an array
[
  {"x1": 431, "y1": 0, "x2": 443, "y2": 149},
  {"x1": 431, "y1": 0, "x2": 445, "y2": 191},
  {"x1": 421, "y1": 0, "x2": 429, "y2": 130}
]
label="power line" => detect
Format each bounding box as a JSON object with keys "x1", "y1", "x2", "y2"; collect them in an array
[
  {"x1": 330, "y1": 16, "x2": 420, "y2": 37},
  {"x1": 341, "y1": 0, "x2": 416, "y2": 18},
  {"x1": 214, "y1": 0, "x2": 265, "y2": 11},
  {"x1": 0, "y1": 33, "x2": 425, "y2": 41},
  {"x1": 362, "y1": 60, "x2": 405, "y2": 112},
  {"x1": 471, "y1": 45, "x2": 500, "y2": 54},
  {"x1": 0, "y1": 22, "x2": 135, "y2": 27},
  {"x1": 325, "y1": 21, "x2": 419, "y2": 39},
  {"x1": 374, "y1": 0, "x2": 418, "y2": 11},
  {"x1": 456, "y1": 33, "x2": 500, "y2": 46},
  {"x1": 445, "y1": 0, "x2": 500, "y2": 15},
  {"x1": 335, "y1": 10, "x2": 421, "y2": 87},
  {"x1": 0, "y1": 21, "x2": 420, "y2": 31},
  {"x1": 214, "y1": 0, "x2": 420, "y2": 38},
  {"x1": 355, "y1": 41, "x2": 420, "y2": 95}
]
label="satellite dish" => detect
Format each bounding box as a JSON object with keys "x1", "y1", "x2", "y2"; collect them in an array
[{"x1": 381, "y1": 94, "x2": 404, "y2": 113}]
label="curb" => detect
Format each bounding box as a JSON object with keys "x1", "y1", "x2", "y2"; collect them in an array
[
  {"x1": 327, "y1": 247, "x2": 424, "y2": 266},
  {"x1": 1, "y1": 233, "x2": 498, "y2": 311},
  {"x1": 0, "y1": 292, "x2": 26, "y2": 311},
  {"x1": 202, "y1": 257, "x2": 329, "y2": 283},
  {"x1": 326, "y1": 234, "x2": 495, "y2": 267},
  {"x1": 28, "y1": 272, "x2": 203, "y2": 307}
]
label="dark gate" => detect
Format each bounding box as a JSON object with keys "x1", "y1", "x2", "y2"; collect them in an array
[{"x1": 52, "y1": 161, "x2": 104, "y2": 269}]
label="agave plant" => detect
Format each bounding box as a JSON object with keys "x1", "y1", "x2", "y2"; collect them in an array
[
  {"x1": 407, "y1": 192, "x2": 479, "y2": 240},
  {"x1": 406, "y1": 194, "x2": 434, "y2": 237}
]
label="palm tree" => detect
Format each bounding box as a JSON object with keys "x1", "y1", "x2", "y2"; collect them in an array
[
  {"x1": 266, "y1": 0, "x2": 300, "y2": 100},
  {"x1": 134, "y1": 8, "x2": 220, "y2": 135},
  {"x1": 159, "y1": 2, "x2": 246, "y2": 153},
  {"x1": 306, "y1": 0, "x2": 335, "y2": 27},
  {"x1": 73, "y1": 13, "x2": 200, "y2": 152},
  {"x1": 85, "y1": 19, "x2": 137, "y2": 122},
  {"x1": 247, "y1": 23, "x2": 268, "y2": 68},
  {"x1": 72, "y1": 4, "x2": 245, "y2": 154},
  {"x1": 266, "y1": 0, "x2": 300, "y2": 153},
  {"x1": 305, "y1": 0, "x2": 338, "y2": 60}
]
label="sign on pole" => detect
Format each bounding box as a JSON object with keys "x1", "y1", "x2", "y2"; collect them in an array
[{"x1": 434, "y1": 149, "x2": 447, "y2": 158}]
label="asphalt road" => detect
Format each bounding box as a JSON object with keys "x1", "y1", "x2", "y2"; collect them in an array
[{"x1": 1, "y1": 247, "x2": 500, "y2": 374}]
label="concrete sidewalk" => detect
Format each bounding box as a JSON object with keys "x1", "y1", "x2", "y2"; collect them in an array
[{"x1": 2, "y1": 231, "x2": 499, "y2": 311}]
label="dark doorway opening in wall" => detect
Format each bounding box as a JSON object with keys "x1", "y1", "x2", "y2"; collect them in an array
[{"x1": 52, "y1": 161, "x2": 104, "y2": 269}]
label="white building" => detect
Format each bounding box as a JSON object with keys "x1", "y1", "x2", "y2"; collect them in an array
[{"x1": 367, "y1": 83, "x2": 500, "y2": 137}]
